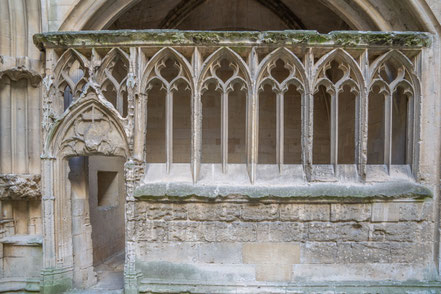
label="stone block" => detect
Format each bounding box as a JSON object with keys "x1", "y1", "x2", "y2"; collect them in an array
[
  {"x1": 216, "y1": 222, "x2": 257, "y2": 242},
  {"x1": 337, "y1": 242, "x2": 391, "y2": 263},
  {"x1": 3, "y1": 245, "x2": 42, "y2": 278},
  {"x1": 307, "y1": 222, "x2": 369, "y2": 242},
  {"x1": 255, "y1": 264, "x2": 292, "y2": 282},
  {"x1": 301, "y1": 242, "x2": 337, "y2": 264},
  {"x1": 370, "y1": 223, "x2": 419, "y2": 242},
  {"x1": 331, "y1": 204, "x2": 371, "y2": 222},
  {"x1": 399, "y1": 201, "x2": 432, "y2": 222},
  {"x1": 280, "y1": 204, "x2": 330, "y2": 221},
  {"x1": 168, "y1": 221, "x2": 201, "y2": 242},
  {"x1": 371, "y1": 201, "x2": 432, "y2": 223},
  {"x1": 200, "y1": 222, "x2": 217, "y2": 242},
  {"x1": 242, "y1": 242, "x2": 300, "y2": 265},
  {"x1": 188, "y1": 203, "x2": 240, "y2": 222},
  {"x1": 241, "y1": 203, "x2": 279, "y2": 221},
  {"x1": 136, "y1": 243, "x2": 198, "y2": 263},
  {"x1": 292, "y1": 263, "x2": 430, "y2": 282},
  {"x1": 390, "y1": 242, "x2": 432, "y2": 264},
  {"x1": 146, "y1": 203, "x2": 187, "y2": 221},
  {"x1": 197, "y1": 243, "x2": 243, "y2": 264},
  {"x1": 135, "y1": 220, "x2": 168, "y2": 242},
  {"x1": 266, "y1": 222, "x2": 305, "y2": 242}
]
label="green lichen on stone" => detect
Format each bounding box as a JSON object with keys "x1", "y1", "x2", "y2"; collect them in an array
[
  {"x1": 34, "y1": 30, "x2": 432, "y2": 49},
  {"x1": 261, "y1": 31, "x2": 290, "y2": 44},
  {"x1": 189, "y1": 32, "x2": 221, "y2": 44},
  {"x1": 331, "y1": 31, "x2": 433, "y2": 47}
]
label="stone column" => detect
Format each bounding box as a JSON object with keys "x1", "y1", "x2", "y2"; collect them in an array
[{"x1": 124, "y1": 159, "x2": 144, "y2": 294}]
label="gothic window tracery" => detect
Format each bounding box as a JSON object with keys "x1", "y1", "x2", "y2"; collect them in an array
[{"x1": 44, "y1": 35, "x2": 423, "y2": 183}]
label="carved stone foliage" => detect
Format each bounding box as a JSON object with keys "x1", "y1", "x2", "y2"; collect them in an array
[
  {"x1": 0, "y1": 174, "x2": 41, "y2": 200},
  {"x1": 56, "y1": 92, "x2": 128, "y2": 157}
]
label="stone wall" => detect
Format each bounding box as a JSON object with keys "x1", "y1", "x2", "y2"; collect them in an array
[{"x1": 133, "y1": 198, "x2": 435, "y2": 288}]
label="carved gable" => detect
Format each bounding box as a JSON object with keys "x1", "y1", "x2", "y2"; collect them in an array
[{"x1": 52, "y1": 92, "x2": 128, "y2": 157}]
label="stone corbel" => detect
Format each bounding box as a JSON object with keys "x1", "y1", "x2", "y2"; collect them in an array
[{"x1": 0, "y1": 55, "x2": 42, "y2": 87}]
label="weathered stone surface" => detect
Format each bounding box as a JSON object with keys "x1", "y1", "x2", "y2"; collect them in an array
[
  {"x1": 197, "y1": 243, "x2": 243, "y2": 264},
  {"x1": 255, "y1": 264, "x2": 292, "y2": 282},
  {"x1": 337, "y1": 242, "x2": 391, "y2": 263},
  {"x1": 241, "y1": 203, "x2": 279, "y2": 221},
  {"x1": 280, "y1": 204, "x2": 330, "y2": 221},
  {"x1": 331, "y1": 204, "x2": 371, "y2": 222},
  {"x1": 389, "y1": 242, "x2": 432, "y2": 264},
  {"x1": 216, "y1": 222, "x2": 257, "y2": 242},
  {"x1": 292, "y1": 263, "x2": 433, "y2": 282},
  {"x1": 145, "y1": 203, "x2": 188, "y2": 221},
  {"x1": 34, "y1": 30, "x2": 433, "y2": 49},
  {"x1": 398, "y1": 202, "x2": 432, "y2": 222},
  {"x1": 188, "y1": 203, "x2": 240, "y2": 221},
  {"x1": 168, "y1": 221, "x2": 201, "y2": 242},
  {"x1": 136, "y1": 243, "x2": 198, "y2": 263},
  {"x1": 370, "y1": 223, "x2": 421, "y2": 242},
  {"x1": 307, "y1": 222, "x2": 369, "y2": 242},
  {"x1": 371, "y1": 202, "x2": 401, "y2": 222},
  {"x1": 243, "y1": 242, "x2": 300, "y2": 264},
  {"x1": 301, "y1": 242, "x2": 338, "y2": 264},
  {"x1": 135, "y1": 221, "x2": 168, "y2": 242},
  {"x1": 257, "y1": 222, "x2": 305, "y2": 242},
  {"x1": 0, "y1": 174, "x2": 41, "y2": 200}
]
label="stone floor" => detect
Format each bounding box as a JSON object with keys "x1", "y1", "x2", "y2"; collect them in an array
[{"x1": 66, "y1": 251, "x2": 124, "y2": 293}]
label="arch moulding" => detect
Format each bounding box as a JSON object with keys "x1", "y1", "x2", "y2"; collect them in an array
[{"x1": 58, "y1": 0, "x2": 439, "y2": 33}]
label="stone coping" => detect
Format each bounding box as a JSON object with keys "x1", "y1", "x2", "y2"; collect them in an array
[
  {"x1": 33, "y1": 30, "x2": 432, "y2": 49},
  {"x1": 134, "y1": 180, "x2": 432, "y2": 201}
]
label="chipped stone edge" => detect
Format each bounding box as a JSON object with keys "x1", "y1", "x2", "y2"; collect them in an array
[
  {"x1": 33, "y1": 30, "x2": 433, "y2": 50},
  {"x1": 133, "y1": 181, "x2": 432, "y2": 201}
]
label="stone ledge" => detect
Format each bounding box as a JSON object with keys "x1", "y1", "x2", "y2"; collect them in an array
[
  {"x1": 0, "y1": 278, "x2": 40, "y2": 293},
  {"x1": 134, "y1": 181, "x2": 432, "y2": 201},
  {"x1": 138, "y1": 280, "x2": 441, "y2": 294},
  {"x1": 0, "y1": 234, "x2": 43, "y2": 246},
  {"x1": 33, "y1": 30, "x2": 432, "y2": 49}
]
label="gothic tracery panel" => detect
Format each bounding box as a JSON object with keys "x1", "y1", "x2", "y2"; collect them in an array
[
  {"x1": 96, "y1": 48, "x2": 130, "y2": 117},
  {"x1": 368, "y1": 50, "x2": 417, "y2": 169},
  {"x1": 41, "y1": 37, "x2": 424, "y2": 183}
]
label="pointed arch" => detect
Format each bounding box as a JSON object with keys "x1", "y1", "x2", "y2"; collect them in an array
[
  {"x1": 96, "y1": 47, "x2": 130, "y2": 83},
  {"x1": 369, "y1": 50, "x2": 420, "y2": 94},
  {"x1": 198, "y1": 47, "x2": 251, "y2": 92},
  {"x1": 46, "y1": 86, "x2": 129, "y2": 158},
  {"x1": 256, "y1": 47, "x2": 307, "y2": 94},
  {"x1": 141, "y1": 47, "x2": 193, "y2": 92},
  {"x1": 54, "y1": 48, "x2": 89, "y2": 85},
  {"x1": 313, "y1": 48, "x2": 365, "y2": 91}
]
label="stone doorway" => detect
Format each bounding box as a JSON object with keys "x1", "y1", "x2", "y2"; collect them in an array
[{"x1": 68, "y1": 155, "x2": 125, "y2": 291}]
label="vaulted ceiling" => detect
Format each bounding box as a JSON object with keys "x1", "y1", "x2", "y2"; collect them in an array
[{"x1": 107, "y1": 0, "x2": 352, "y2": 32}]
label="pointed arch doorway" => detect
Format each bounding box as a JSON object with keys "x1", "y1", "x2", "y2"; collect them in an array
[{"x1": 40, "y1": 89, "x2": 130, "y2": 292}]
